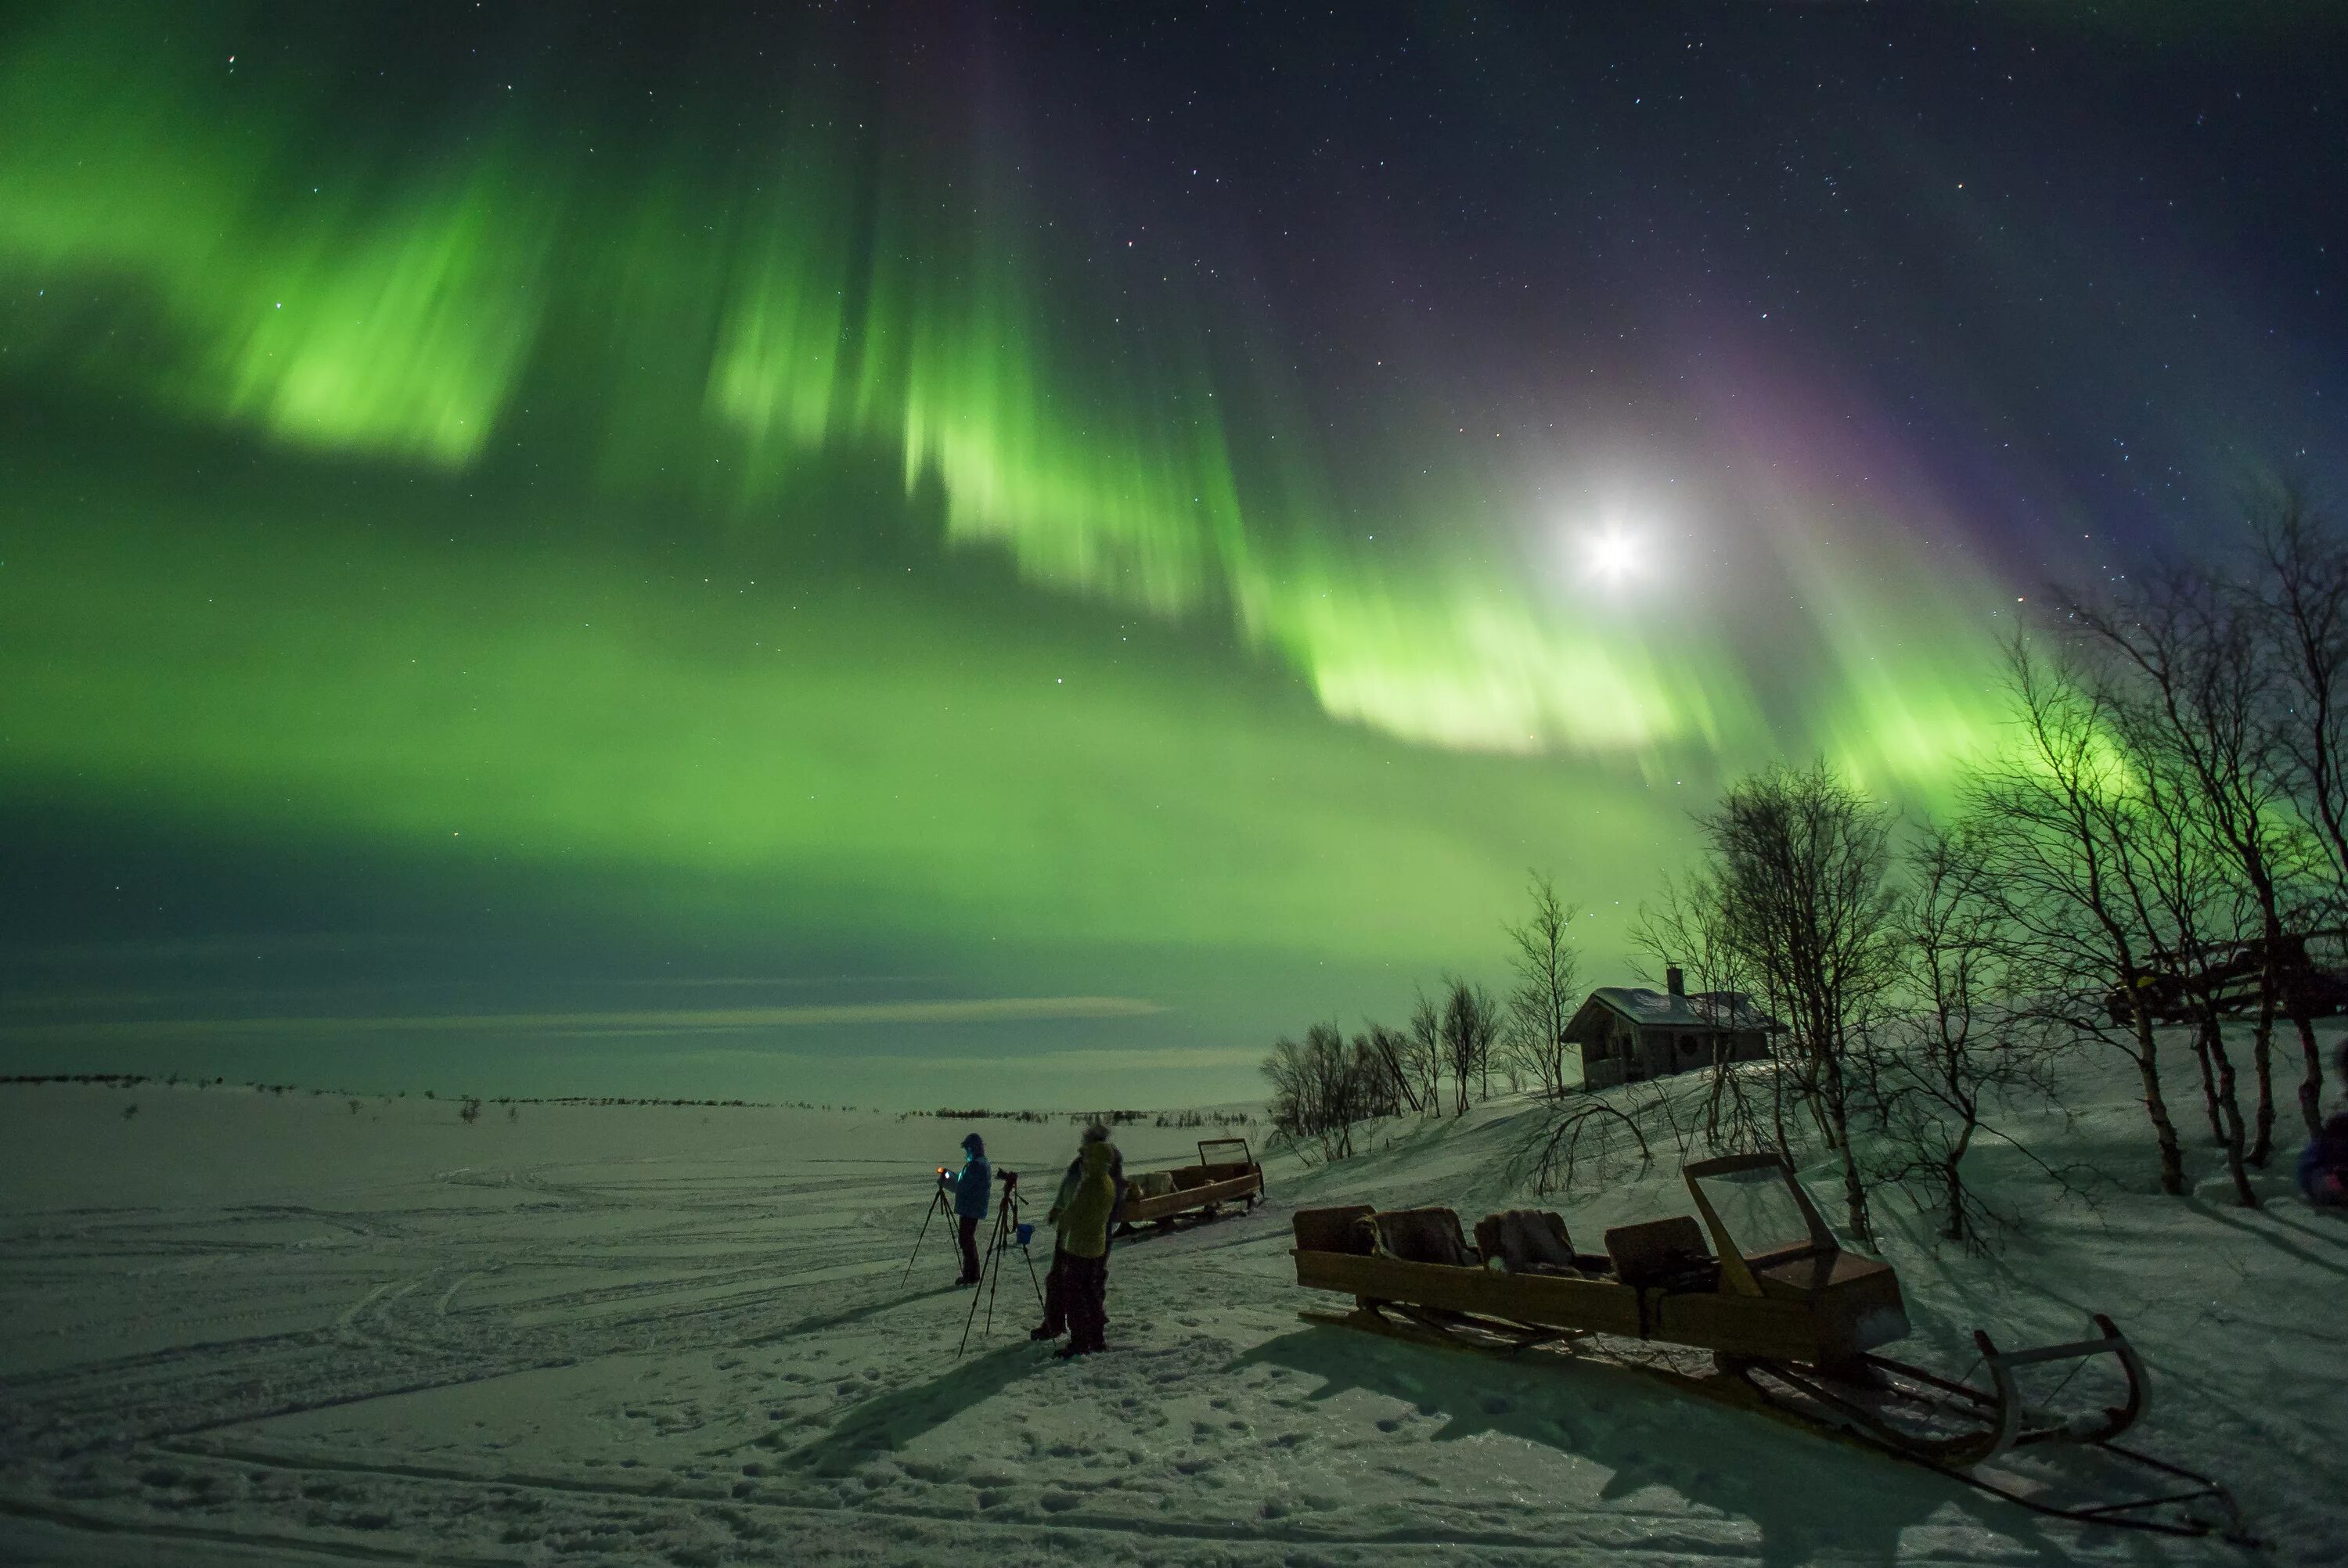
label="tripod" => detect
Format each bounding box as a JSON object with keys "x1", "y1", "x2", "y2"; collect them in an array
[
  {"x1": 957, "y1": 1171, "x2": 1045, "y2": 1357},
  {"x1": 901, "y1": 1176, "x2": 955, "y2": 1286}
]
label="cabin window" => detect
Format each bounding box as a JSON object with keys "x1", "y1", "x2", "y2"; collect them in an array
[{"x1": 1679, "y1": 1034, "x2": 1700, "y2": 1056}]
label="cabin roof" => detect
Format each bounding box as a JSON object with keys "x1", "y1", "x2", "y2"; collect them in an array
[{"x1": 1578, "y1": 986, "x2": 1777, "y2": 1031}]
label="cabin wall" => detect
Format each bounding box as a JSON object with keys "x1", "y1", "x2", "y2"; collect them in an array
[
  {"x1": 1565, "y1": 1004, "x2": 1774, "y2": 1089},
  {"x1": 1614, "y1": 1025, "x2": 1769, "y2": 1083},
  {"x1": 1640, "y1": 1027, "x2": 1770, "y2": 1076}
]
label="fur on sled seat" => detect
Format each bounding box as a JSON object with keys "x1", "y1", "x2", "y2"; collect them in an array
[
  {"x1": 1476, "y1": 1209, "x2": 1617, "y2": 1278},
  {"x1": 1133, "y1": 1170, "x2": 1178, "y2": 1199},
  {"x1": 1371, "y1": 1207, "x2": 1476, "y2": 1268},
  {"x1": 1603, "y1": 1215, "x2": 1720, "y2": 1290},
  {"x1": 1476, "y1": 1210, "x2": 1570, "y2": 1270},
  {"x1": 1293, "y1": 1204, "x2": 1376, "y2": 1255}
]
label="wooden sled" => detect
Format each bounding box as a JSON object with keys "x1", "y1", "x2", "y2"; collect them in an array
[
  {"x1": 1291, "y1": 1152, "x2": 2253, "y2": 1544},
  {"x1": 1117, "y1": 1138, "x2": 1263, "y2": 1235}
]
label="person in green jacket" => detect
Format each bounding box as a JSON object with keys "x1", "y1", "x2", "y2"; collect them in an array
[{"x1": 1036, "y1": 1124, "x2": 1122, "y2": 1357}]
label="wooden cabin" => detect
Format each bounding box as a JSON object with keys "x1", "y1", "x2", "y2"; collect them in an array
[{"x1": 1562, "y1": 968, "x2": 1776, "y2": 1089}]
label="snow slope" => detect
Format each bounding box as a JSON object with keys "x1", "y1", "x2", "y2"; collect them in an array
[{"x1": 1, "y1": 1042, "x2": 2339, "y2": 1566}]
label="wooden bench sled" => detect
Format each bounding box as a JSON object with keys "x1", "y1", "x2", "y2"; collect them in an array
[
  {"x1": 1118, "y1": 1138, "x2": 1263, "y2": 1232},
  {"x1": 1290, "y1": 1151, "x2": 2250, "y2": 1543}
]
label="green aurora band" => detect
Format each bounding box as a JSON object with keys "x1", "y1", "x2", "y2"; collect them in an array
[
  {"x1": 0, "y1": 8, "x2": 2063, "y2": 1097},
  {"x1": 0, "y1": 15, "x2": 2009, "y2": 762}
]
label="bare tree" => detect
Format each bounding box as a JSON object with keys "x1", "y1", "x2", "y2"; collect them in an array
[
  {"x1": 1355, "y1": 1021, "x2": 1425, "y2": 1115},
  {"x1": 1438, "y1": 975, "x2": 1503, "y2": 1116},
  {"x1": 1523, "y1": 1095, "x2": 1655, "y2": 1195},
  {"x1": 1631, "y1": 873, "x2": 1777, "y2": 1156},
  {"x1": 1407, "y1": 989, "x2": 1446, "y2": 1114},
  {"x1": 1963, "y1": 638, "x2": 2191, "y2": 1196},
  {"x1": 2125, "y1": 711, "x2": 2260, "y2": 1205},
  {"x1": 2066, "y1": 559, "x2": 2321, "y2": 1164},
  {"x1": 1868, "y1": 824, "x2": 2069, "y2": 1244},
  {"x1": 2248, "y1": 487, "x2": 2348, "y2": 1141},
  {"x1": 1502, "y1": 872, "x2": 1583, "y2": 1098},
  {"x1": 1262, "y1": 1021, "x2": 1402, "y2": 1161},
  {"x1": 1701, "y1": 761, "x2": 1899, "y2": 1243}
]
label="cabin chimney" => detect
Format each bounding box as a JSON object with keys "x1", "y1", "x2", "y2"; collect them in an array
[{"x1": 1666, "y1": 965, "x2": 1685, "y2": 998}]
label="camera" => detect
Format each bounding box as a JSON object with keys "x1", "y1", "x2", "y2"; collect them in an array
[{"x1": 999, "y1": 1168, "x2": 1020, "y2": 1191}]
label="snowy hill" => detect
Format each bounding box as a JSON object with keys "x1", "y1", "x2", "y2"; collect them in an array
[{"x1": 0, "y1": 1039, "x2": 2339, "y2": 1566}]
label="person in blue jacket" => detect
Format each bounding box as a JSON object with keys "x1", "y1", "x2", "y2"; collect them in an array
[
  {"x1": 940, "y1": 1132, "x2": 992, "y2": 1285},
  {"x1": 2299, "y1": 1043, "x2": 2348, "y2": 1209}
]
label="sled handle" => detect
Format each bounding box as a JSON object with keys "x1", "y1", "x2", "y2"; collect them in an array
[{"x1": 1973, "y1": 1313, "x2": 2145, "y2": 1455}]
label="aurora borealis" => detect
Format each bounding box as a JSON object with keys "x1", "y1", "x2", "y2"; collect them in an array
[{"x1": 4, "y1": 3, "x2": 2344, "y2": 1105}]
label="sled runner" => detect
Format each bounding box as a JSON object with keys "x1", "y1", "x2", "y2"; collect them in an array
[
  {"x1": 1118, "y1": 1138, "x2": 1263, "y2": 1233},
  {"x1": 1291, "y1": 1151, "x2": 2253, "y2": 1543}
]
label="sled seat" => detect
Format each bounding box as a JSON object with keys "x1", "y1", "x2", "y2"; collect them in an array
[
  {"x1": 1133, "y1": 1170, "x2": 1178, "y2": 1200},
  {"x1": 1293, "y1": 1204, "x2": 1376, "y2": 1256},
  {"x1": 1371, "y1": 1207, "x2": 1477, "y2": 1268},
  {"x1": 1474, "y1": 1210, "x2": 1614, "y2": 1278},
  {"x1": 1603, "y1": 1215, "x2": 1720, "y2": 1293}
]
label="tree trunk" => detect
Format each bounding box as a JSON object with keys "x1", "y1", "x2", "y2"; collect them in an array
[
  {"x1": 1768, "y1": 1040, "x2": 1790, "y2": 1155},
  {"x1": 2249, "y1": 995, "x2": 2277, "y2": 1167},
  {"x1": 2190, "y1": 1027, "x2": 2227, "y2": 1144},
  {"x1": 2289, "y1": 1009, "x2": 2326, "y2": 1140},
  {"x1": 1940, "y1": 1113, "x2": 1977, "y2": 1246},
  {"x1": 2134, "y1": 1023, "x2": 2188, "y2": 1196},
  {"x1": 1837, "y1": 1142, "x2": 1871, "y2": 1246},
  {"x1": 1806, "y1": 1045, "x2": 1841, "y2": 1149},
  {"x1": 2200, "y1": 1017, "x2": 2257, "y2": 1207},
  {"x1": 1819, "y1": 1051, "x2": 1871, "y2": 1244}
]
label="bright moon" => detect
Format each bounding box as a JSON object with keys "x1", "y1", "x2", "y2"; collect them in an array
[{"x1": 1586, "y1": 529, "x2": 1641, "y2": 583}]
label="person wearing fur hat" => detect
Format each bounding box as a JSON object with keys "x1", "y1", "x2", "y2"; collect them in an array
[
  {"x1": 1034, "y1": 1123, "x2": 1122, "y2": 1356},
  {"x1": 938, "y1": 1132, "x2": 992, "y2": 1286},
  {"x1": 1028, "y1": 1127, "x2": 1125, "y2": 1343}
]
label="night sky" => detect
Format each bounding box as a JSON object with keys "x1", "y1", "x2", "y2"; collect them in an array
[{"x1": 3, "y1": 2, "x2": 2344, "y2": 1106}]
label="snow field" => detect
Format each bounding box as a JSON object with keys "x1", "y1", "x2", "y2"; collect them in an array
[{"x1": 1, "y1": 1042, "x2": 2340, "y2": 1566}]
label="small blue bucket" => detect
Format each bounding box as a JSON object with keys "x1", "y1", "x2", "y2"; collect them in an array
[{"x1": 1015, "y1": 1221, "x2": 1035, "y2": 1246}]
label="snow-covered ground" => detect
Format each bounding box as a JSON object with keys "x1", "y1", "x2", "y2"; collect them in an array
[{"x1": 1, "y1": 1042, "x2": 2339, "y2": 1566}]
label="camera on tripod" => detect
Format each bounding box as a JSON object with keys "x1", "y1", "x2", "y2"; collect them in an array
[{"x1": 900, "y1": 1156, "x2": 1045, "y2": 1353}]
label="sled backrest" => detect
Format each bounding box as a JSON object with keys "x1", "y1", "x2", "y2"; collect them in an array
[
  {"x1": 1474, "y1": 1210, "x2": 1578, "y2": 1272},
  {"x1": 1372, "y1": 1207, "x2": 1477, "y2": 1268},
  {"x1": 1293, "y1": 1204, "x2": 1376, "y2": 1254},
  {"x1": 1197, "y1": 1138, "x2": 1255, "y2": 1178},
  {"x1": 1603, "y1": 1216, "x2": 1717, "y2": 1289}
]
